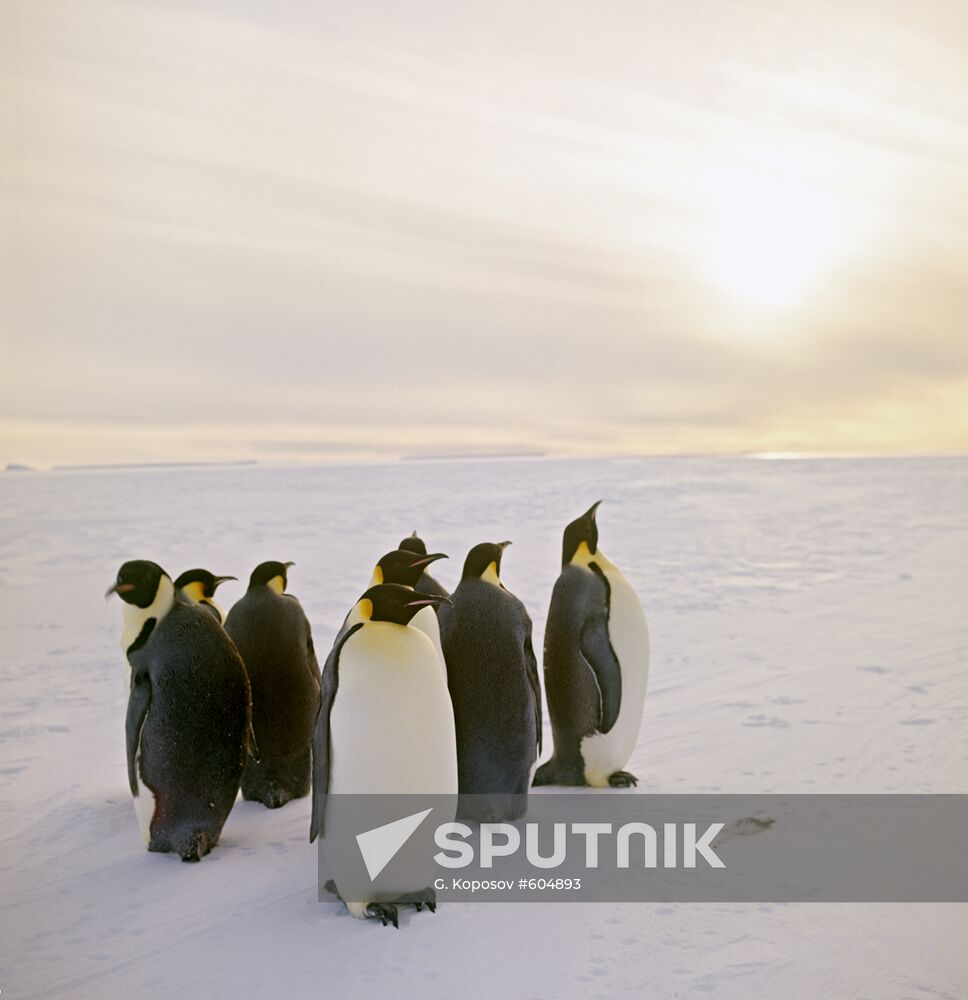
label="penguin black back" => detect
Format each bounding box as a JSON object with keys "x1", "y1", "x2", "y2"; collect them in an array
[
  {"x1": 224, "y1": 561, "x2": 320, "y2": 808},
  {"x1": 119, "y1": 576, "x2": 253, "y2": 861},
  {"x1": 536, "y1": 564, "x2": 615, "y2": 785},
  {"x1": 438, "y1": 542, "x2": 541, "y2": 821}
]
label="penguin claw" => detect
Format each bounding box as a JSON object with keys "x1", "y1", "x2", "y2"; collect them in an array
[
  {"x1": 407, "y1": 887, "x2": 437, "y2": 914},
  {"x1": 608, "y1": 770, "x2": 638, "y2": 788},
  {"x1": 366, "y1": 902, "x2": 400, "y2": 928}
]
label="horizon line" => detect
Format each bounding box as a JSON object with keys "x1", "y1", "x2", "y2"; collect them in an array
[{"x1": 5, "y1": 449, "x2": 968, "y2": 474}]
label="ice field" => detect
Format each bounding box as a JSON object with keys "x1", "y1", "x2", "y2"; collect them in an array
[{"x1": 1, "y1": 455, "x2": 966, "y2": 998}]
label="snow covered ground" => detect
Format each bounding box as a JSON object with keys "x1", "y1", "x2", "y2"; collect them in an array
[{"x1": 1, "y1": 455, "x2": 966, "y2": 999}]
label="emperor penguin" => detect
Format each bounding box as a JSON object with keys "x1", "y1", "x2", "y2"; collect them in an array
[
  {"x1": 438, "y1": 542, "x2": 541, "y2": 821},
  {"x1": 311, "y1": 584, "x2": 456, "y2": 927},
  {"x1": 362, "y1": 549, "x2": 448, "y2": 673},
  {"x1": 534, "y1": 502, "x2": 650, "y2": 788},
  {"x1": 174, "y1": 568, "x2": 236, "y2": 623},
  {"x1": 224, "y1": 561, "x2": 321, "y2": 808},
  {"x1": 399, "y1": 532, "x2": 450, "y2": 600},
  {"x1": 107, "y1": 560, "x2": 253, "y2": 861}
]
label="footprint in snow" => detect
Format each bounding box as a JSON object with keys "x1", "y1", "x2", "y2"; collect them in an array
[
  {"x1": 712, "y1": 815, "x2": 775, "y2": 849},
  {"x1": 742, "y1": 715, "x2": 790, "y2": 728}
]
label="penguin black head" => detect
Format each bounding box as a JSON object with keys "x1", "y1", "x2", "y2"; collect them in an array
[
  {"x1": 461, "y1": 541, "x2": 512, "y2": 582},
  {"x1": 248, "y1": 560, "x2": 294, "y2": 593},
  {"x1": 174, "y1": 568, "x2": 237, "y2": 600},
  {"x1": 374, "y1": 549, "x2": 447, "y2": 587},
  {"x1": 106, "y1": 560, "x2": 169, "y2": 607},
  {"x1": 398, "y1": 532, "x2": 427, "y2": 556},
  {"x1": 562, "y1": 501, "x2": 602, "y2": 567},
  {"x1": 356, "y1": 583, "x2": 451, "y2": 625}
]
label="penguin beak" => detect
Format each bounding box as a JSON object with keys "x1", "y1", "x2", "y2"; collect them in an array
[
  {"x1": 283, "y1": 561, "x2": 295, "y2": 569},
  {"x1": 407, "y1": 594, "x2": 453, "y2": 609},
  {"x1": 497, "y1": 540, "x2": 512, "y2": 550},
  {"x1": 409, "y1": 552, "x2": 447, "y2": 569},
  {"x1": 105, "y1": 581, "x2": 135, "y2": 598},
  {"x1": 212, "y1": 576, "x2": 237, "y2": 590},
  {"x1": 585, "y1": 500, "x2": 602, "y2": 522}
]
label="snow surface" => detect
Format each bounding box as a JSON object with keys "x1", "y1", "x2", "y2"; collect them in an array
[{"x1": 1, "y1": 456, "x2": 966, "y2": 999}]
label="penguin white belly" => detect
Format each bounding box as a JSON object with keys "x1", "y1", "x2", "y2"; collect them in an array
[
  {"x1": 329, "y1": 625, "x2": 457, "y2": 795},
  {"x1": 580, "y1": 562, "x2": 650, "y2": 787},
  {"x1": 328, "y1": 624, "x2": 457, "y2": 917},
  {"x1": 412, "y1": 605, "x2": 447, "y2": 677}
]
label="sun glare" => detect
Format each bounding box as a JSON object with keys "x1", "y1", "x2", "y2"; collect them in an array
[{"x1": 704, "y1": 166, "x2": 843, "y2": 309}]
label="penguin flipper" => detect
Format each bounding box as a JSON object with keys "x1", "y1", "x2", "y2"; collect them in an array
[
  {"x1": 125, "y1": 668, "x2": 152, "y2": 797},
  {"x1": 309, "y1": 666, "x2": 333, "y2": 843},
  {"x1": 523, "y1": 628, "x2": 543, "y2": 755},
  {"x1": 310, "y1": 623, "x2": 361, "y2": 842},
  {"x1": 578, "y1": 617, "x2": 622, "y2": 734}
]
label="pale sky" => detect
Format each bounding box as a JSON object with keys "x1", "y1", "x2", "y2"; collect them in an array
[{"x1": 2, "y1": 1, "x2": 967, "y2": 466}]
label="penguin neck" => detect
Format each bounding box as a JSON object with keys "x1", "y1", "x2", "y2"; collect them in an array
[
  {"x1": 368, "y1": 567, "x2": 415, "y2": 590},
  {"x1": 180, "y1": 580, "x2": 206, "y2": 603},
  {"x1": 201, "y1": 597, "x2": 224, "y2": 622},
  {"x1": 179, "y1": 581, "x2": 223, "y2": 620},
  {"x1": 570, "y1": 541, "x2": 615, "y2": 573},
  {"x1": 349, "y1": 600, "x2": 419, "y2": 631},
  {"x1": 345, "y1": 603, "x2": 366, "y2": 629},
  {"x1": 121, "y1": 575, "x2": 175, "y2": 654}
]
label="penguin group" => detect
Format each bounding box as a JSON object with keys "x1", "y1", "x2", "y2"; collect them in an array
[{"x1": 107, "y1": 502, "x2": 650, "y2": 926}]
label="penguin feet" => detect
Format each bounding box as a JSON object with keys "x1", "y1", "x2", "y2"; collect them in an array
[
  {"x1": 532, "y1": 761, "x2": 558, "y2": 786},
  {"x1": 242, "y1": 785, "x2": 293, "y2": 809},
  {"x1": 179, "y1": 831, "x2": 213, "y2": 862},
  {"x1": 607, "y1": 770, "x2": 638, "y2": 788},
  {"x1": 261, "y1": 789, "x2": 293, "y2": 809},
  {"x1": 365, "y1": 902, "x2": 400, "y2": 929},
  {"x1": 533, "y1": 759, "x2": 588, "y2": 787},
  {"x1": 409, "y1": 887, "x2": 437, "y2": 914},
  {"x1": 362, "y1": 889, "x2": 436, "y2": 927}
]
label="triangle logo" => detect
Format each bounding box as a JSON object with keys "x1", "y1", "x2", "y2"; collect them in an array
[{"x1": 355, "y1": 807, "x2": 434, "y2": 881}]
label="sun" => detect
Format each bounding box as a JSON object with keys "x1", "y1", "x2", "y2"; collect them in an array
[{"x1": 704, "y1": 165, "x2": 843, "y2": 309}]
